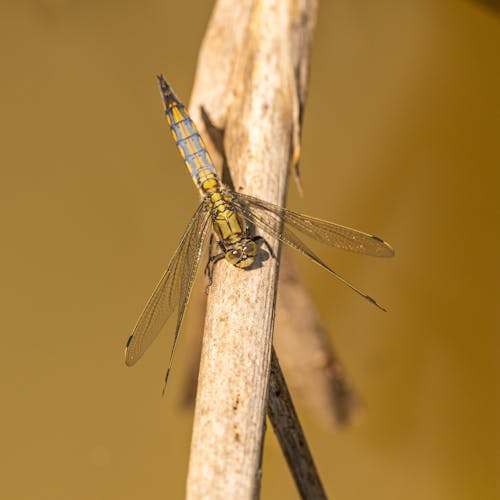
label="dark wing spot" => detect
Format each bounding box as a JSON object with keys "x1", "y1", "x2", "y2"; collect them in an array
[{"x1": 371, "y1": 234, "x2": 385, "y2": 244}]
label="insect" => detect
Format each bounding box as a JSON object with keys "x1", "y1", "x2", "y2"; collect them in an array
[{"x1": 125, "y1": 75, "x2": 394, "y2": 385}]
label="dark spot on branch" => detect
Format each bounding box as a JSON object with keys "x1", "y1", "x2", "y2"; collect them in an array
[{"x1": 233, "y1": 394, "x2": 240, "y2": 411}]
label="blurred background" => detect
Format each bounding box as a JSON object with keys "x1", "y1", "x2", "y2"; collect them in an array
[{"x1": 1, "y1": 1, "x2": 499, "y2": 499}]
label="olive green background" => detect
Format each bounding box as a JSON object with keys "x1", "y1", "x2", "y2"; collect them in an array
[{"x1": 1, "y1": 1, "x2": 498, "y2": 499}]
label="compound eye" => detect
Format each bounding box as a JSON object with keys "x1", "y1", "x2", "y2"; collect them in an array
[
  {"x1": 225, "y1": 248, "x2": 242, "y2": 265},
  {"x1": 243, "y1": 241, "x2": 258, "y2": 256}
]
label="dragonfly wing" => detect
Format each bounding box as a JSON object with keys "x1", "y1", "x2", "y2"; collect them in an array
[
  {"x1": 235, "y1": 192, "x2": 394, "y2": 257},
  {"x1": 125, "y1": 202, "x2": 211, "y2": 375},
  {"x1": 231, "y1": 193, "x2": 388, "y2": 310}
]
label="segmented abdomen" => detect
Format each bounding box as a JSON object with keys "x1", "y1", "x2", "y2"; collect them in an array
[{"x1": 157, "y1": 75, "x2": 219, "y2": 194}]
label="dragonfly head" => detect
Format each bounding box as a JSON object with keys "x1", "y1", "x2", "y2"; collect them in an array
[{"x1": 225, "y1": 239, "x2": 258, "y2": 269}]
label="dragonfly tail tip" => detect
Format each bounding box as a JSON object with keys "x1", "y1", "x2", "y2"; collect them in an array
[{"x1": 157, "y1": 74, "x2": 170, "y2": 91}]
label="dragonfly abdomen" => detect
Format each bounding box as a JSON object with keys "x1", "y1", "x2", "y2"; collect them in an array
[{"x1": 158, "y1": 75, "x2": 220, "y2": 194}]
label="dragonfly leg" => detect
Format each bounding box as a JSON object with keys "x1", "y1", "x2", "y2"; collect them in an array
[
  {"x1": 204, "y1": 235, "x2": 225, "y2": 293},
  {"x1": 204, "y1": 254, "x2": 225, "y2": 292},
  {"x1": 253, "y1": 235, "x2": 275, "y2": 260}
]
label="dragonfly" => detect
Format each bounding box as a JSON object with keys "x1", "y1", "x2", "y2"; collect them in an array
[{"x1": 125, "y1": 75, "x2": 394, "y2": 386}]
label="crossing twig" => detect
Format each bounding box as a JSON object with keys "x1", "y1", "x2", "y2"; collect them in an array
[{"x1": 268, "y1": 347, "x2": 328, "y2": 499}]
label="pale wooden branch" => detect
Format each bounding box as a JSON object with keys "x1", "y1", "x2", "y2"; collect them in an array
[
  {"x1": 183, "y1": 0, "x2": 358, "y2": 432},
  {"x1": 268, "y1": 348, "x2": 327, "y2": 499},
  {"x1": 185, "y1": 0, "x2": 318, "y2": 498}
]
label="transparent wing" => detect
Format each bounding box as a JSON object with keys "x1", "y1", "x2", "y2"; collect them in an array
[
  {"x1": 235, "y1": 192, "x2": 394, "y2": 257},
  {"x1": 230, "y1": 192, "x2": 389, "y2": 310},
  {"x1": 125, "y1": 202, "x2": 211, "y2": 382}
]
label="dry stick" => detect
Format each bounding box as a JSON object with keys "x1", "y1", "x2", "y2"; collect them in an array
[
  {"x1": 185, "y1": 0, "x2": 357, "y2": 431},
  {"x1": 187, "y1": 0, "x2": 326, "y2": 498},
  {"x1": 268, "y1": 348, "x2": 327, "y2": 499},
  {"x1": 186, "y1": 0, "x2": 320, "y2": 498}
]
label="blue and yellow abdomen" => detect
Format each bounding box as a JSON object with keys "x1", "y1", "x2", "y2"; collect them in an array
[{"x1": 157, "y1": 75, "x2": 219, "y2": 195}]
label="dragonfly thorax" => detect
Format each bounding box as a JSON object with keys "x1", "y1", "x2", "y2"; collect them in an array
[{"x1": 224, "y1": 239, "x2": 258, "y2": 268}]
